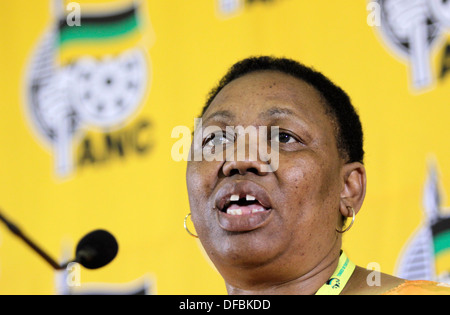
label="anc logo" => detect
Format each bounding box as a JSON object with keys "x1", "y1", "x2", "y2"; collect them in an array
[
  {"x1": 374, "y1": 0, "x2": 450, "y2": 91},
  {"x1": 326, "y1": 278, "x2": 340, "y2": 289},
  {"x1": 396, "y1": 159, "x2": 450, "y2": 284},
  {"x1": 24, "y1": 1, "x2": 152, "y2": 178}
]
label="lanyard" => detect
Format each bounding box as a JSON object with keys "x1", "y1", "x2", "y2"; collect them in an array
[{"x1": 315, "y1": 252, "x2": 355, "y2": 295}]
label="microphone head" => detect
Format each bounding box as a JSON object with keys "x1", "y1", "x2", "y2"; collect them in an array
[{"x1": 75, "y1": 229, "x2": 118, "y2": 269}]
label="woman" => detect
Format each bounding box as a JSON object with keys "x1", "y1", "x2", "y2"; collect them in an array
[{"x1": 185, "y1": 56, "x2": 450, "y2": 295}]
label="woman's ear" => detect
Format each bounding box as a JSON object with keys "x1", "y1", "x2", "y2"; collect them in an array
[{"x1": 339, "y1": 162, "x2": 366, "y2": 217}]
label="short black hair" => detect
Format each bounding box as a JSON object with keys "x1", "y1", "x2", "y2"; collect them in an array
[{"x1": 200, "y1": 56, "x2": 364, "y2": 164}]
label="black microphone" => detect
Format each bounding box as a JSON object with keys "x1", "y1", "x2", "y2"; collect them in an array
[
  {"x1": 0, "y1": 210, "x2": 118, "y2": 270},
  {"x1": 70, "y1": 229, "x2": 119, "y2": 269}
]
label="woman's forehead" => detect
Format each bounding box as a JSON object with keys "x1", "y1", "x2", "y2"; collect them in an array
[{"x1": 203, "y1": 71, "x2": 330, "y2": 126}]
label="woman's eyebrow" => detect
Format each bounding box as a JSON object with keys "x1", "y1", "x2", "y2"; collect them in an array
[
  {"x1": 259, "y1": 107, "x2": 297, "y2": 119},
  {"x1": 260, "y1": 106, "x2": 313, "y2": 131},
  {"x1": 202, "y1": 107, "x2": 305, "y2": 125},
  {"x1": 202, "y1": 110, "x2": 235, "y2": 124}
]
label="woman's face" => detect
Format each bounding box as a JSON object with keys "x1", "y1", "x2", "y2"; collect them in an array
[{"x1": 186, "y1": 71, "x2": 347, "y2": 283}]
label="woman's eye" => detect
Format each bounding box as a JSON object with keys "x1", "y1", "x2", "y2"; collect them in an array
[
  {"x1": 203, "y1": 132, "x2": 233, "y2": 147},
  {"x1": 275, "y1": 132, "x2": 297, "y2": 144}
]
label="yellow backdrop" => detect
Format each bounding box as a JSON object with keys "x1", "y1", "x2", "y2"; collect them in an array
[{"x1": 0, "y1": 0, "x2": 450, "y2": 294}]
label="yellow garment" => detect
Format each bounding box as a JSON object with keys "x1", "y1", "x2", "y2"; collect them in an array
[{"x1": 382, "y1": 280, "x2": 450, "y2": 295}]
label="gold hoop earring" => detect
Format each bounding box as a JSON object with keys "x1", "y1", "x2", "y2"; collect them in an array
[
  {"x1": 336, "y1": 206, "x2": 355, "y2": 234},
  {"x1": 184, "y1": 213, "x2": 198, "y2": 238}
]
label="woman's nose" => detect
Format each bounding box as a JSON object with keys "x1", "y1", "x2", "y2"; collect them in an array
[
  {"x1": 220, "y1": 127, "x2": 275, "y2": 176},
  {"x1": 222, "y1": 159, "x2": 269, "y2": 177}
]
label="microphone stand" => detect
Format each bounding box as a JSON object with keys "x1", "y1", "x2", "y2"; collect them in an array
[{"x1": 0, "y1": 211, "x2": 65, "y2": 270}]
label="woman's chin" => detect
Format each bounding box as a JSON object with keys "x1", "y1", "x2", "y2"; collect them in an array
[{"x1": 204, "y1": 232, "x2": 285, "y2": 270}]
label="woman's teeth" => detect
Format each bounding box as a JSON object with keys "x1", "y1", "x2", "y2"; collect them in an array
[
  {"x1": 227, "y1": 208, "x2": 242, "y2": 215},
  {"x1": 230, "y1": 194, "x2": 239, "y2": 201},
  {"x1": 226, "y1": 207, "x2": 266, "y2": 215},
  {"x1": 246, "y1": 195, "x2": 256, "y2": 201},
  {"x1": 230, "y1": 194, "x2": 256, "y2": 201},
  {"x1": 226, "y1": 194, "x2": 266, "y2": 215}
]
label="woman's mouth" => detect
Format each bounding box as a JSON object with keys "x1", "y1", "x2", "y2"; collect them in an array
[
  {"x1": 222, "y1": 194, "x2": 268, "y2": 215},
  {"x1": 215, "y1": 183, "x2": 273, "y2": 232}
]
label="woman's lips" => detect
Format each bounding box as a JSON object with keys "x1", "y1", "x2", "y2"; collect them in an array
[
  {"x1": 214, "y1": 181, "x2": 273, "y2": 232},
  {"x1": 217, "y1": 207, "x2": 273, "y2": 232},
  {"x1": 226, "y1": 200, "x2": 266, "y2": 215},
  {"x1": 217, "y1": 209, "x2": 272, "y2": 232},
  {"x1": 215, "y1": 182, "x2": 273, "y2": 212}
]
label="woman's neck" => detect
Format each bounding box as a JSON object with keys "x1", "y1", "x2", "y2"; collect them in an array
[{"x1": 223, "y1": 245, "x2": 342, "y2": 295}]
